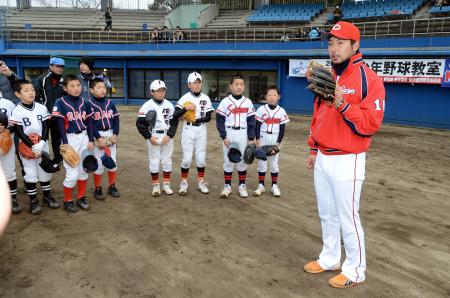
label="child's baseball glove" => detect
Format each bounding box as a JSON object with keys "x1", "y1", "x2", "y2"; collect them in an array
[
  {"x1": 0, "y1": 130, "x2": 13, "y2": 155},
  {"x1": 18, "y1": 133, "x2": 41, "y2": 159},
  {"x1": 183, "y1": 101, "x2": 196, "y2": 123},
  {"x1": 60, "y1": 144, "x2": 80, "y2": 167}
]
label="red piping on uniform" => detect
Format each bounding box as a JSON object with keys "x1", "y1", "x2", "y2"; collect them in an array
[{"x1": 352, "y1": 154, "x2": 362, "y2": 283}]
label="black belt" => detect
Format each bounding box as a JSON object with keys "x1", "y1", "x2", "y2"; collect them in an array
[
  {"x1": 226, "y1": 126, "x2": 246, "y2": 130},
  {"x1": 186, "y1": 122, "x2": 201, "y2": 127},
  {"x1": 100, "y1": 128, "x2": 110, "y2": 132},
  {"x1": 265, "y1": 131, "x2": 273, "y2": 134},
  {"x1": 154, "y1": 130, "x2": 166, "y2": 134},
  {"x1": 74, "y1": 130, "x2": 83, "y2": 134}
]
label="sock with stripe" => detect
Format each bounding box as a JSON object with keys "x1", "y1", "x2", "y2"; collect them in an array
[
  {"x1": 197, "y1": 166, "x2": 205, "y2": 182},
  {"x1": 40, "y1": 181, "x2": 51, "y2": 197},
  {"x1": 238, "y1": 170, "x2": 247, "y2": 186},
  {"x1": 224, "y1": 171, "x2": 232, "y2": 185},
  {"x1": 181, "y1": 167, "x2": 189, "y2": 181},
  {"x1": 163, "y1": 171, "x2": 171, "y2": 184},
  {"x1": 151, "y1": 172, "x2": 159, "y2": 185},
  {"x1": 258, "y1": 171, "x2": 266, "y2": 186},
  {"x1": 24, "y1": 182, "x2": 37, "y2": 201},
  {"x1": 8, "y1": 179, "x2": 17, "y2": 200},
  {"x1": 271, "y1": 172, "x2": 279, "y2": 186}
]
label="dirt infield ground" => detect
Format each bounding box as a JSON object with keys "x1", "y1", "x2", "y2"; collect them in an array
[{"x1": 0, "y1": 105, "x2": 449, "y2": 298}]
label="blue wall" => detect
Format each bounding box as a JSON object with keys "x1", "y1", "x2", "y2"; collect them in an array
[{"x1": 1, "y1": 37, "x2": 449, "y2": 129}]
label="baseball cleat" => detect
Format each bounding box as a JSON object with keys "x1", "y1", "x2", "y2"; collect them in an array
[
  {"x1": 304, "y1": 261, "x2": 340, "y2": 274},
  {"x1": 253, "y1": 184, "x2": 265, "y2": 196},
  {"x1": 108, "y1": 184, "x2": 121, "y2": 198},
  {"x1": 271, "y1": 185, "x2": 281, "y2": 197},
  {"x1": 198, "y1": 181, "x2": 209, "y2": 194},
  {"x1": 163, "y1": 183, "x2": 174, "y2": 195},
  {"x1": 329, "y1": 273, "x2": 363, "y2": 288},
  {"x1": 63, "y1": 200, "x2": 78, "y2": 213},
  {"x1": 94, "y1": 187, "x2": 105, "y2": 200},
  {"x1": 178, "y1": 181, "x2": 188, "y2": 196},
  {"x1": 77, "y1": 197, "x2": 91, "y2": 210},
  {"x1": 11, "y1": 197, "x2": 22, "y2": 214},
  {"x1": 220, "y1": 184, "x2": 232, "y2": 199},
  {"x1": 29, "y1": 199, "x2": 42, "y2": 215},
  {"x1": 238, "y1": 184, "x2": 248, "y2": 198},
  {"x1": 152, "y1": 184, "x2": 161, "y2": 197},
  {"x1": 42, "y1": 195, "x2": 60, "y2": 209}
]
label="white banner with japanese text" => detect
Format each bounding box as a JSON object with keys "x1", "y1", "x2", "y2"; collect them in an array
[{"x1": 289, "y1": 58, "x2": 447, "y2": 84}]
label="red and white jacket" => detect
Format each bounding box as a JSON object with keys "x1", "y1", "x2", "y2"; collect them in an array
[{"x1": 308, "y1": 52, "x2": 385, "y2": 155}]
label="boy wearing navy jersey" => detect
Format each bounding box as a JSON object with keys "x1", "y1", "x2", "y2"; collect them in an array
[
  {"x1": 89, "y1": 78, "x2": 120, "y2": 199},
  {"x1": 52, "y1": 75, "x2": 100, "y2": 213}
]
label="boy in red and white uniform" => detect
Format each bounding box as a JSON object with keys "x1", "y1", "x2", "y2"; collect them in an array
[{"x1": 304, "y1": 21, "x2": 385, "y2": 288}]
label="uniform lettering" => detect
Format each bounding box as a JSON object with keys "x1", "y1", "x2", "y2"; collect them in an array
[
  {"x1": 23, "y1": 117, "x2": 31, "y2": 126},
  {"x1": 231, "y1": 107, "x2": 249, "y2": 114},
  {"x1": 37, "y1": 115, "x2": 43, "y2": 122}
]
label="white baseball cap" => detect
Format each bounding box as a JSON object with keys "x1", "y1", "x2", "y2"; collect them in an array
[
  {"x1": 150, "y1": 80, "x2": 167, "y2": 91},
  {"x1": 187, "y1": 72, "x2": 202, "y2": 84}
]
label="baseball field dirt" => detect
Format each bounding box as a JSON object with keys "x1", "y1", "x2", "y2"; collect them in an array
[{"x1": 0, "y1": 106, "x2": 449, "y2": 298}]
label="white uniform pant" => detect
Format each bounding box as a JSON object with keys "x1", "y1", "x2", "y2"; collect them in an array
[
  {"x1": 180, "y1": 124, "x2": 207, "y2": 168},
  {"x1": 147, "y1": 132, "x2": 173, "y2": 173},
  {"x1": 21, "y1": 142, "x2": 51, "y2": 183},
  {"x1": 0, "y1": 135, "x2": 16, "y2": 182},
  {"x1": 93, "y1": 130, "x2": 117, "y2": 175},
  {"x1": 222, "y1": 127, "x2": 248, "y2": 172},
  {"x1": 63, "y1": 132, "x2": 89, "y2": 188},
  {"x1": 257, "y1": 131, "x2": 279, "y2": 173},
  {"x1": 314, "y1": 151, "x2": 366, "y2": 283}
]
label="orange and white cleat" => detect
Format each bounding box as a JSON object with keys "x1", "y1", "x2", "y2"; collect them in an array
[
  {"x1": 329, "y1": 273, "x2": 364, "y2": 288},
  {"x1": 303, "y1": 260, "x2": 340, "y2": 274}
]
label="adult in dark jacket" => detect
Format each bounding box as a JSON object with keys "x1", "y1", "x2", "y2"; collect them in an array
[
  {"x1": 0, "y1": 60, "x2": 20, "y2": 103},
  {"x1": 33, "y1": 57, "x2": 66, "y2": 163},
  {"x1": 78, "y1": 56, "x2": 96, "y2": 100}
]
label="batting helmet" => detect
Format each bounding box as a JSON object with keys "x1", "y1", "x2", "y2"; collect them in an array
[
  {"x1": 228, "y1": 142, "x2": 242, "y2": 163},
  {"x1": 255, "y1": 146, "x2": 267, "y2": 161},
  {"x1": 39, "y1": 152, "x2": 60, "y2": 173},
  {"x1": 81, "y1": 149, "x2": 98, "y2": 173},
  {"x1": 101, "y1": 147, "x2": 116, "y2": 170}
]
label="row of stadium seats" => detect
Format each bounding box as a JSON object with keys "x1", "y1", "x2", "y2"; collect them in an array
[
  {"x1": 247, "y1": 4, "x2": 324, "y2": 23},
  {"x1": 341, "y1": 0, "x2": 426, "y2": 20},
  {"x1": 429, "y1": 5, "x2": 450, "y2": 14}
]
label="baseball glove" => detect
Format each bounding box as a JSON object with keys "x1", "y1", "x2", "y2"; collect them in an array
[
  {"x1": 305, "y1": 60, "x2": 336, "y2": 103},
  {"x1": 243, "y1": 143, "x2": 256, "y2": 164},
  {"x1": 145, "y1": 110, "x2": 157, "y2": 130},
  {"x1": 18, "y1": 133, "x2": 41, "y2": 159},
  {"x1": 60, "y1": 144, "x2": 80, "y2": 167},
  {"x1": 0, "y1": 130, "x2": 13, "y2": 155},
  {"x1": 183, "y1": 101, "x2": 196, "y2": 123},
  {"x1": 263, "y1": 145, "x2": 280, "y2": 156}
]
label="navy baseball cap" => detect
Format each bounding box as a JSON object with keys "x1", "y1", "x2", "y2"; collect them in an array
[{"x1": 50, "y1": 57, "x2": 65, "y2": 66}]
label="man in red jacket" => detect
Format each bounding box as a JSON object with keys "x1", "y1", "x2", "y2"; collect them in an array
[{"x1": 303, "y1": 21, "x2": 385, "y2": 288}]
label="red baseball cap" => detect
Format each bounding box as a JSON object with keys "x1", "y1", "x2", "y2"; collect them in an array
[{"x1": 329, "y1": 21, "x2": 360, "y2": 42}]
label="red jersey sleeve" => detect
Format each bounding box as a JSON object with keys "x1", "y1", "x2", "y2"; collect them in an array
[
  {"x1": 337, "y1": 72, "x2": 385, "y2": 137},
  {"x1": 308, "y1": 97, "x2": 319, "y2": 155}
]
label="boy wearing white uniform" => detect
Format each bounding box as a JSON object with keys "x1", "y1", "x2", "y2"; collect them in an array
[
  {"x1": 0, "y1": 92, "x2": 19, "y2": 213},
  {"x1": 216, "y1": 74, "x2": 256, "y2": 198},
  {"x1": 253, "y1": 86, "x2": 289, "y2": 197},
  {"x1": 136, "y1": 80, "x2": 177, "y2": 197},
  {"x1": 172, "y1": 72, "x2": 213, "y2": 195},
  {"x1": 11, "y1": 79, "x2": 59, "y2": 215}
]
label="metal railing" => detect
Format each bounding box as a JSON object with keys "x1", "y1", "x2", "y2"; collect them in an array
[{"x1": 5, "y1": 17, "x2": 450, "y2": 44}]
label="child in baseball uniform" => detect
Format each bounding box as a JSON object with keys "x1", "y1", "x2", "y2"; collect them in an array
[
  {"x1": 172, "y1": 72, "x2": 213, "y2": 195},
  {"x1": 89, "y1": 78, "x2": 120, "y2": 200},
  {"x1": 216, "y1": 74, "x2": 256, "y2": 198},
  {"x1": 253, "y1": 86, "x2": 289, "y2": 197},
  {"x1": 136, "y1": 80, "x2": 177, "y2": 197},
  {"x1": 52, "y1": 74, "x2": 98, "y2": 213},
  {"x1": 11, "y1": 79, "x2": 59, "y2": 215},
  {"x1": 0, "y1": 91, "x2": 19, "y2": 213}
]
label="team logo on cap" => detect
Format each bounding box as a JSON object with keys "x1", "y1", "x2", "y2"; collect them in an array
[{"x1": 332, "y1": 24, "x2": 341, "y2": 31}]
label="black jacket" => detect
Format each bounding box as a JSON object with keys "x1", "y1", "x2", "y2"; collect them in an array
[{"x1": 33, "y1": 71, "x2": 66, "y2": 112}]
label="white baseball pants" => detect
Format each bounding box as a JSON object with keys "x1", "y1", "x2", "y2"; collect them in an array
[
  {"x1": 257, "y1": 131, "x2": 279, "y2": 173},
  {"x1": 63, "y1": 132, "x2": 89, "y2": 188},
  {"x1": 147, "y1": 132, "x2": 173, "y2": 173},
  {"x1": 93, "y1": 130, "x2": 117, "y2": 175},
  {"x1": 180, "y1": 124, "x2": 207, "y2": 168},
  {"x1": 0, "y1": 135, "x2": 16, "y2": 182},
  {"x1": 21, "y1": 142, "x2": 51, "y2": 183},
  {"x1": 222, "y1": 127, "x2": 248, "y2": 172}
]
